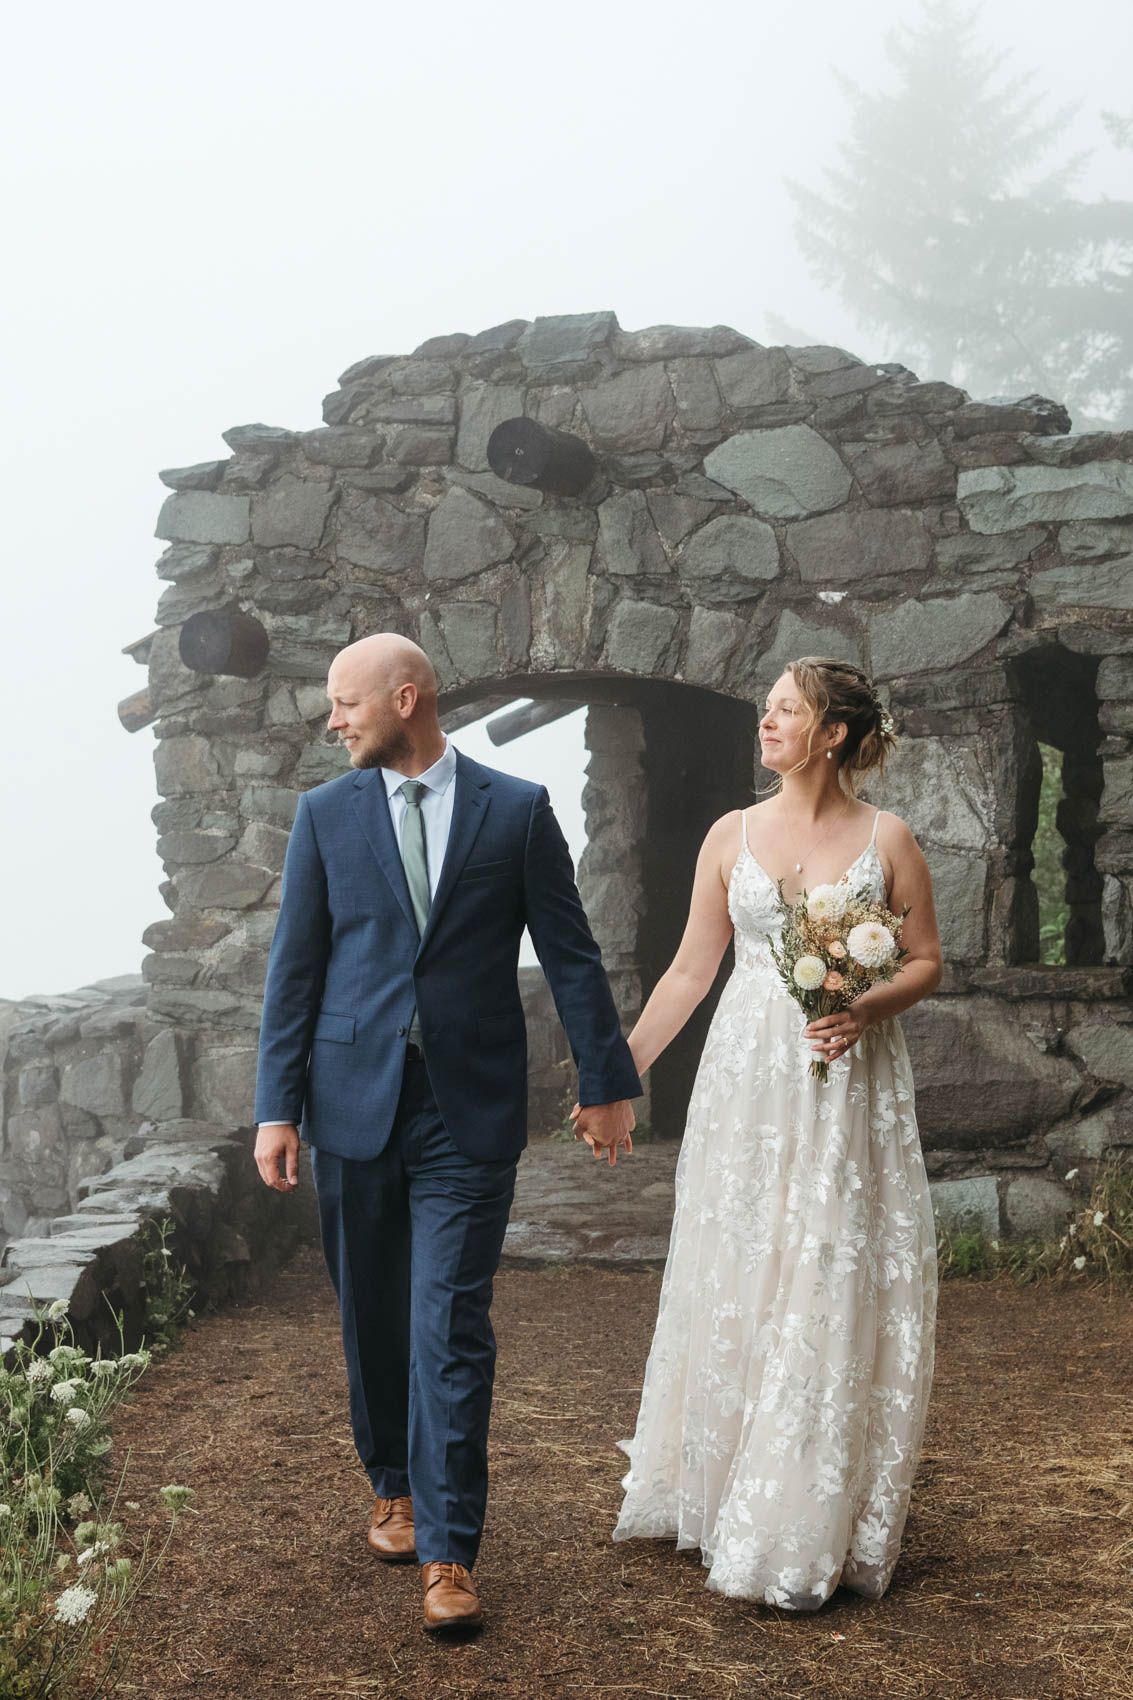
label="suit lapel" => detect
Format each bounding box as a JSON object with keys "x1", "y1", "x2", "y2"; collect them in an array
[
  {"x1": 417, "y1": 755, "x2": 491, "y2": 956},
  {"x1": 350, "y1": 769, "x2": 417, "y2": 933}
]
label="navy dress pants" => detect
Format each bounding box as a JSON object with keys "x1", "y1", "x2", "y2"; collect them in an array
[{"x1": 310, "y1": 1054, "x2": 518, "y2": 1569}]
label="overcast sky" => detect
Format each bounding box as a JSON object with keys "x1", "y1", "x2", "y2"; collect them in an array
[{"x1": 2, "y1": 0, "x2": 1129, "y2": 999}]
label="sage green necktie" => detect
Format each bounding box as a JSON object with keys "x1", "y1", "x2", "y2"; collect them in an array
[
  {"x1": 398, "y1": 780, "x2": 431, "y2": 936},
  {"x1": 398, "y1": 781, "x2": 430, "y2": 1047}
]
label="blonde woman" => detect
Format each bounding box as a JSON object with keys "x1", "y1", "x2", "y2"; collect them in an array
[{"x1": 609, "y1": 658, "x2": 941, "y2": 1610}]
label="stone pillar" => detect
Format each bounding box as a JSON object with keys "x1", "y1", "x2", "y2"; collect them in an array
[{"x1": 1060, "y1": 750, "x2": 1105, "y2": 965}]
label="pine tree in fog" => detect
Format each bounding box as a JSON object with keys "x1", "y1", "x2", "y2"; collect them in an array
[{"x1": 789, "y1": 0, "x2": 1133, "y2": 427}]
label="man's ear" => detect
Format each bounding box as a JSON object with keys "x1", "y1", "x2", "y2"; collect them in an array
[{"x1": 396, "y1": 683, "x2": 419, "y2": 719}]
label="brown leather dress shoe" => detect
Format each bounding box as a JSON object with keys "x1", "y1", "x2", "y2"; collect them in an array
[
  {"x1": 367, "y1": 1495, "x2": 416, "y2": 1562},
  {"x1": 421, "y1": 1561, "x2": 483, "y2": 1633}
]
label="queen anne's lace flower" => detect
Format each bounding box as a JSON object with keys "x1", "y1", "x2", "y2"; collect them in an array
[
  {"x1": 65, "y1": 1407, "x2": 91, "y2": 1430},
  {"x1": 50, "y1": 1379, "x2": 82, "y2": 1405},
  {"x1": 792, "y1": 955, "x2": 826, "y2": 990},
  {"x1": 847, "y1": 922, "x2": 897, "y2": 968},
  {"x1": 806, "y1": 885, "x2": 848, "y2": 924},
  {"x1": 54, "y1": 1584, "x2": 97, "y2": 1626},
  {"x1": 47, "y1": 1299, "x2": 70, "y2": 1321},
  {"x1": 25, "y1": 1359, "x2": 53, "y2": 1385}
]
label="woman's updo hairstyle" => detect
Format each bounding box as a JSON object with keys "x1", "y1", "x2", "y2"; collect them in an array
[{"x1": 785, "y1": 657, "x2": 897, "y2": 791}]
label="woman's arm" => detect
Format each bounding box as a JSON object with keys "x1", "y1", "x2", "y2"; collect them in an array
[
  {"x1": 627, "y1": 814, "x2": 737, "y2": 1078},
  {"x1": 806, "y1": 813, "x2": 943, "y2": 1057}
]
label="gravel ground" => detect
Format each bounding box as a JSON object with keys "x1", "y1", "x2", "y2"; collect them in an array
[{"x1": 95, "y1": 1247, "x2": 1133, "y2": 1700}]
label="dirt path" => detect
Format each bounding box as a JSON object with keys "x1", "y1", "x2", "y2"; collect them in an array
[{"x1": 100, "y1": 1248, "x2": 1133, "y2": 1700}]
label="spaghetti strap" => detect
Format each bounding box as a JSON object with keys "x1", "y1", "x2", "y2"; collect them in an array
[
  {"x1": 869, "y1": 807, "x2": 882, "y2": 847},
  {"x1": 741, "y1": 807, "x2": 751, "y2": 853}
]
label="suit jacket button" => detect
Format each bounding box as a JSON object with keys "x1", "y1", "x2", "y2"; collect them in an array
[{"x1": 397, "y1": 1025, "x2": 407, "y2": 1036}]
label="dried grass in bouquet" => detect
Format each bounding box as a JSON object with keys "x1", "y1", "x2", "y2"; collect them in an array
[{"x1": 767, "y1": 877, "x2": 910, "y2": 1081}]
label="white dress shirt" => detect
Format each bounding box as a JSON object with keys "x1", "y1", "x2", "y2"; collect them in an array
[{"x1": 258, "y1": 737, "x2": 458, "y2": 1128}]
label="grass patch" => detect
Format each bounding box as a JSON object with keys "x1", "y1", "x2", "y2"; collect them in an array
[{"x1": 937, "y1": 1155, "x2": 1133, "y2": 1286}]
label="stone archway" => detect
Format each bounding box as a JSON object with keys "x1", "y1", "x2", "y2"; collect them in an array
[
  {"x1": 130, "y1": 309, "x2": 1133, "y2": 1235},
  {"x1": 440, "y1": 673, "x2": 759, "y2": 1137}
]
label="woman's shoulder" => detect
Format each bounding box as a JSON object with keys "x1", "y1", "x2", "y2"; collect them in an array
[{"x1": 871, "y1": 807, "x2": 920, "y2": 853}]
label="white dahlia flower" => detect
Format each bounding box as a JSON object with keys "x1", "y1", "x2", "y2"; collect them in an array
[
  {"x1": 792, "y1": 955, "x2": 827, "y2": 991},
  {"x1": 805, "y1": 884, "x2": 848, "y2": 924},
  {"x1": 847, "y1": 921, "x2": 897, "y2": 968}
]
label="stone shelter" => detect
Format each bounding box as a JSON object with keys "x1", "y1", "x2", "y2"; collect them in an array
[{"x1": 3, "y1": 310, "x2": 1133, "y2": 1336}]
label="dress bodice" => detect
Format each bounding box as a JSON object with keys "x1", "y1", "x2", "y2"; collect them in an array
[{"x1": 728, "y1": 831, "x2": 887, "y2": 975}]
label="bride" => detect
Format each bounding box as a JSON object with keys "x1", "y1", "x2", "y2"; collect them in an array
[{"x1": 606, "y1": 657, "x2": 941, "y2": 1610}]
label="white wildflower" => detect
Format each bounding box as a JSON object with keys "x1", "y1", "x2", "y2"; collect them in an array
[
  {"x1": 90, "y1": 1359, "x2": 118, "y2": 1376},
  {"x1": 65, "y1": 1407, "x2": 91, "y2": 1431},
  {"x1": 847, "y1": 921, "x2": 897, "y2": 969},
  {"x1": 1065, "y1": 1168, "x2": 1079, "y2": 1182},
  {"x1": 78, "y1": 1541, "x2": 110, "y2": 1566},
  {"x1": 1073, "y1": 1255, "x2": 1087, "y2": 1271},
  {"x1": 1093, "y1": 1211, "x2": 1105, "y2": 1227},
  {"x1": 54, "y1": 1584, "x2": 97, "y2": 1626},
  {"x1": 25, "y1": 1359, "x2": 53, "y2": 1385},
  {"x1": 66, "y1": 1492, "x2": 93, "y2": 1519},
  {"x1": 0, "y1": 1504, "x2": 10, "y2": 1519},
  {"x1": 805, "y1": 884, "x2": 848, "y2": 924},
  {"x1": 792, "y1": 955, "x2": 827, "y2": 991},
  {"x1": 159, "y1": 1484, "x2": 194, "y2": 1512},
  {"x1": 47, "y1": 1299, "x2": 70, "y2": 1321},
  {"x1": 50, "y1": 1379, "x2": 82, "y2": 1405}
]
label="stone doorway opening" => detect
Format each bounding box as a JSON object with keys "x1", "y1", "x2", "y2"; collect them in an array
[{"x1": 441, "y1": 673, "x2": 761, "y2": 1138}]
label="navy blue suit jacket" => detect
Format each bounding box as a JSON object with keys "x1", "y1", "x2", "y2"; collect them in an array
[{"x1": 253, "y1": 750, "x2": 642, "y2": 1162}]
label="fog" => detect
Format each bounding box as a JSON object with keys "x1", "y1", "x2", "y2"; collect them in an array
[{"x1": 2, "y1": 0, "x2": 1129, "y2": 996}]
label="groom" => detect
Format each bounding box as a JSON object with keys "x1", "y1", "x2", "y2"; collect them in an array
[{"x1": 253, "y1": 634, "x2": 640, "y2": 1634}]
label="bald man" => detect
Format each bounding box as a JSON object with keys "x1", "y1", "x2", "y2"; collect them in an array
[{"x1": 253, "y1": 635, "x2": 640, "y2": 1635}]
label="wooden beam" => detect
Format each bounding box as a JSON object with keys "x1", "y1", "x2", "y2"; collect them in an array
[
  {"x1": 440, "y1": 696, "x2": 514, "y2": 734},
  {"x1": 118, "y1": 688, "x2": 156, "y2": 733},
  {"x1": 486, "y1": 700, "x2": 583, "y2": 746},
  {"x1": 179, "y1": 609, "x2": 270, "y2": 677},
  {"x1": 487, "y1": 418, "x2": 596, "y2": 496}
]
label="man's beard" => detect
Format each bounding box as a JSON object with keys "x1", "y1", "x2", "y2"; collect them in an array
[{"x1": 353, "y1": 724, "x2": 412, "y2": 769}]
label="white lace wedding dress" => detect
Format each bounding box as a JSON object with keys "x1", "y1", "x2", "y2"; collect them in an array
[{"x1": 614, "y1": 806, "x2": 937, "y2": 1609}]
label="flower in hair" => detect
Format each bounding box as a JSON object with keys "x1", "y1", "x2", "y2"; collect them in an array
[{"x1": 879, "y1": 711, "x2": 895, "y2": 735}]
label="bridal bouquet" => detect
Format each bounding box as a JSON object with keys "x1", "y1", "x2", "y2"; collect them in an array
[{"x1": 767, "y1": 880, "x2": 909, "y2": 1082}]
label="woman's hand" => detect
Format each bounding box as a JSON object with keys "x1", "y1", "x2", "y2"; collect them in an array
[{"x1": 803, "y1": 1003, "x2": 873, "y2": 1059}]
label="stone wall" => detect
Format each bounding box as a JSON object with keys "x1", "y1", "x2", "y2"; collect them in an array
[
  {"x1": 0, "y1": 978, "x2": 149, "y2": 1249},
  {"x1": 7, "y1": 310, "x2": 1133, "y2": 1261},
  {"x1": 134, "y1": 311, "x2": 1133, "y2": 1234}
]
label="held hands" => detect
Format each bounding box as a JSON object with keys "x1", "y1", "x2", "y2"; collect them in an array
[
  {"x1": 254, "y1": 1123, "x2": 300, "y2": 1191},
  {"x1": 569, "y1": 1099, "x2": 635, "y2": 1166},
  {"x1": 803, "y1": 1003, "x2": 872, "y2": 1060}
]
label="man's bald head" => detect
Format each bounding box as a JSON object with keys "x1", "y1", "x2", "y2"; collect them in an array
[
  {"x1": 326, "y1": 633, "x2": 444, "y2": 772},
  {"x1": 329, "y1": 633, "x2": 438, "y2": 702}
]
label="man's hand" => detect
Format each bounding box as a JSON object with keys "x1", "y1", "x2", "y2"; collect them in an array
[
  {"x1": 570, "y1": 1099, "x2": 635, "y2": 1167},
  {"x1": 254, "y1": 1123, "x2": 300, "y2": 1191}
]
